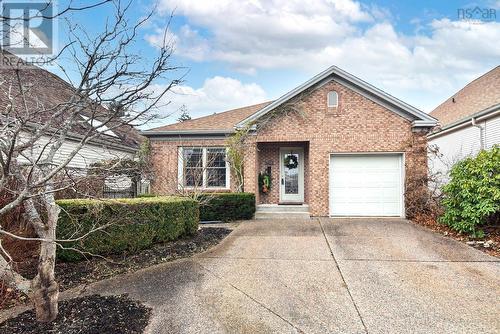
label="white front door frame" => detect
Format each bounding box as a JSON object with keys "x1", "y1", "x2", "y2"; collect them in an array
[{"x1": 279, "y1": 147, "x2": 305, "y2": 203}]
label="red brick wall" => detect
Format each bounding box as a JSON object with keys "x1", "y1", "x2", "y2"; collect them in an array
[{"x1": 243, "y1": 80, "x2": 429, "y2": 216}]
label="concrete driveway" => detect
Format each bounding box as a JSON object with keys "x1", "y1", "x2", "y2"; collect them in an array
[{"x1": 88, "y1": 218, "x2": 500, "y2": 334}]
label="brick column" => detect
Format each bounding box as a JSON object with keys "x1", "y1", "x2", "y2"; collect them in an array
[{"x1": 308, "y1": 143, "x2": 329, "y2": 216}]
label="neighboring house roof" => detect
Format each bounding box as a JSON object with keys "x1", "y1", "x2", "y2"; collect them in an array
[
  {"x1": 428, "y1": 102, "x2": 500, "y2": 139},
  {"x1": 143, "y1": 65, "x2": 437, "y2": 137},
  {"x1": 0, "y1": 51, "x2": 142, "y2": 151},
  {"x1": 430, "y1": 66, "x2": 500, "y2": 127}
]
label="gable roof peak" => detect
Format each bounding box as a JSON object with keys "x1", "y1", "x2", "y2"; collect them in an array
[{"x1": 236, "y1": 65, "x2": 437, "y2": 128}]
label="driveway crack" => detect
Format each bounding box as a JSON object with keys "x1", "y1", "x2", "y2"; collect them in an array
[
  {"x1": 196, "y1": 261, "x2": 306, "y2": 333},
  {"x1": 318, "y1": 218, "x2": 369, "y2": 334}
]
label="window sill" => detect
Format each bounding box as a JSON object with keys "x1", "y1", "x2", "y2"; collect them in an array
[{"x1": 178, "y1": 187, "x2": 231, "y2": 192}]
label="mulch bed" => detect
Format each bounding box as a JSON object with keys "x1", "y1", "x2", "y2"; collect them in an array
[
  {"x1": 0, "y1": 294, "x2": 151, "y2": 334},
  {"x1": 411, "y1": 214, "x2": 500, "y2": 257},
  {"x1": 56, "y1": 227, "x2": 231, "y2": 290},
  {"x1": 1, "y1": 227, "x2": 232, "y2": 311},
  {"x1": 0, "y1": 284, "x2": 28, "y2": 310}
]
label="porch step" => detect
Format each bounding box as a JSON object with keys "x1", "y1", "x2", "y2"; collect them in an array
[
  {"x1": 257, "y1": 204, "x2": 309, "y2": 213},
  {"x1": 255, "y1": 204, "x2": 310, "y2": 219},
  {"x1": 254, "y1": 212, "x2": 311, "y2": 220}
]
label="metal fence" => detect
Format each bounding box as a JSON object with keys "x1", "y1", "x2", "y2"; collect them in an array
[{"x1": 102, "y1": 184, "x2": 137, "y2": 198}]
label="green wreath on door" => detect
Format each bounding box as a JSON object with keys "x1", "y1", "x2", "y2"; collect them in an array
[
  {"x1": 258, "y1": 172, "x2": 271, "y2": 194},
  {"x1": 284, "y1": 155, "x2": 298, "y2": 169}
]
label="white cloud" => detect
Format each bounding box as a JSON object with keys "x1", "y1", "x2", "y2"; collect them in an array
[
  {"x1": 146, "y1": 76, "x2": 267, "y2": 127},
  {"x1": 155, "y1": 0, "x2": 372, "y2": 68},
  {"x1": 152, "y1": 0, "x2": 500, "y2": 111},
  {"x1": 146, "y1": 25, "x2": 210, "y2": 61}
]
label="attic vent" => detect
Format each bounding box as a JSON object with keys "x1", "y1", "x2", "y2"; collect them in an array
[{"x1": 327, "y1": 91, "x2": 338, "y2": 108}]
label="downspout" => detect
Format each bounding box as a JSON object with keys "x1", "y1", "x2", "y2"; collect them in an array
[{"x1": 471, "y1": 117, "x2": 485, "y2": 150}]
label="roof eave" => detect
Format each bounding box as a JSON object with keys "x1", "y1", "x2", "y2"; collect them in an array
[
  {"x1": 22, "y1": 121, "x2": 139, "y2": 153},
  {"x1": 412, "y1": 120, "x2": 439, "y2": 128},
  {"x1": 141, "y1": 128, "x2": 235, "y2": 137}
]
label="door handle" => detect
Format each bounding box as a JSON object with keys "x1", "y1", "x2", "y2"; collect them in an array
[{"x1": 281, "y1": 178, "x2": 284, "y2": 185}]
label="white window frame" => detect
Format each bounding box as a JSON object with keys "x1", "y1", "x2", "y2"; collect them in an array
[
  {"x1": 178, "y1": 147, "x2": 230, "y2": 190},
  {"x1": 327, "y1": 91, "x2": 338, "y2": 108}
]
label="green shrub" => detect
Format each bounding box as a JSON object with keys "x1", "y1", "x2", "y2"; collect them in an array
[
  {"x1": 199, "y1": 193, "x2": 255, "y2": 222},
  {"x1": 440, "y1": 146, "x2": 500, "y2": 237},
  {"x1": 56, "y1": 196, "x2": 199, "y2": 261},
  {"x1": 136, "y1": 193, "x2": 158, "y2": 198}
]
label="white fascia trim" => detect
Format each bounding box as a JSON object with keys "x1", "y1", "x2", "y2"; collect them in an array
[
  {"x1": 236, "y1": 65, "x2": 437, "y2": 129},
  {"x1": 412, "y1": 120, "x2": 439, "y2": 127},
  {"x1": 141, "y1": 129, "x2": 235, "y2": 136}
]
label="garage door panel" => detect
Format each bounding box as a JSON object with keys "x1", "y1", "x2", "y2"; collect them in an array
[
  {"x1": 329, "y1": 155, "x2": 403, "y2": 216},
  {"x1": 333, "y1": 171, "x2": 399, "y2": 185}
]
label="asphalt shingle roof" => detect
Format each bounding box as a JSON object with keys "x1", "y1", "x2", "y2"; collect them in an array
[
  {"x1": 147, "y1": 101, "x2": 272, "y2": 132},
  {"x1": 430, "y1": 66, "x2": 500, "y2": 127}
]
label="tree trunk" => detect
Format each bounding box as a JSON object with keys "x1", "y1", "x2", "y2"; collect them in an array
[
  {"x1": 31, "y1": 240, "x2": 59, "y2": 322},
  {"x1": 0, "y1": 254, "x2": 31, "y2": 293},
  {"x1": 30, "y1": 196, "x2": 60, "y2": 322}
]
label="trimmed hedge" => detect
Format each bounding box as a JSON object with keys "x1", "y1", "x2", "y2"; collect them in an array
[
  {"x1": 56, "y1": 196, "x2": 199, "y2": 261},
  {"x1": 440, "y1": 145, "x2": 500, "y2": 237},
  {"x1": 199, "y1": 193, "x2": 255, "y2": 222}
]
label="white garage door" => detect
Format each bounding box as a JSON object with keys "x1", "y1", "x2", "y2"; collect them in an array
[{"x1": 329, "y1": 154, "x2": 403, "y2": 217}]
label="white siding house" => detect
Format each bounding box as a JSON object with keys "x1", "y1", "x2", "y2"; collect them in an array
[
  {"x1": 428, "y1": 66, "x2": 500, "y2": 186},
  {"x1": 428, "y1": 107, "x2": 500, "y2": 183},
  {"x1": 0, "y1": 57, "x2": 144, "y2": 196},
  {"x1": 21, "y1": 132, "x2": 135, "y2": 170},
  {"x1": 18, "y1": 131, "x2": 140, "y2": 193}
]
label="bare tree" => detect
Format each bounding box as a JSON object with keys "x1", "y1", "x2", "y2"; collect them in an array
[{"x1": 0, "y1": 0, "x2": 181, "y2": 322}]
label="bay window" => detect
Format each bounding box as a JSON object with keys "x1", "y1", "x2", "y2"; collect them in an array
[{"x1": 178, "y1": 147, "x2": 229, "y2": 189}]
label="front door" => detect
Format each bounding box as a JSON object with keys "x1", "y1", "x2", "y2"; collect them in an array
[{"x1": 279, "y1": 147, "x2": 304, "y2": 203}]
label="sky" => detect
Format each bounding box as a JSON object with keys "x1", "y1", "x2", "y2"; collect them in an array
[{"x1": 46, "y1": 0, "x2": 500, "y2": 128}]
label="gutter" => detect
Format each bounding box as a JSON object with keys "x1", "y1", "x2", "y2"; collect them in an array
[
  {"x1": 141, "y1": 129, "x2": 235, "y2": 137},
  {"x1": 471, "y1": 117, "x2": 485, "y2": 149},
  {"x1": 428, "y1": 103, "x2": 500, "y2": 140},
  {"x1": 62, "y1": 131, "x2": 138, "y2": 153},
  {"x1": 412, "y1": 120, "x2": 438, "y2": 128},
  {"x1": 20, "y1": 121, "x2": 139, "y2": 153}
]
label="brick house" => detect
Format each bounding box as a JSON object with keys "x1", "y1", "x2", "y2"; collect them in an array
[{"x1": 142, "y1": 66, "x2": 437, "y2": 217}]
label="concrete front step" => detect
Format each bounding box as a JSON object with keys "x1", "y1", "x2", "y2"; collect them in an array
[
  {"x1": 256, "y1": 204, "x2": 309, "y2": 213},
  {"x1": 254, "y1": 212, "x2": 311, "y2": 220},
  {"x1": 255, "y1": 204, "x2": 310, "y2": 219}
]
